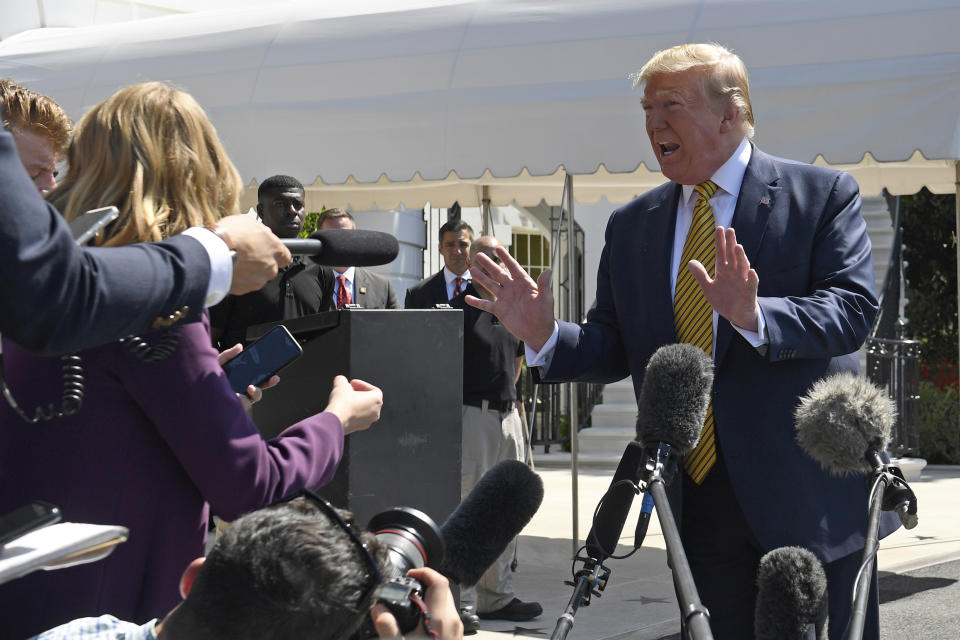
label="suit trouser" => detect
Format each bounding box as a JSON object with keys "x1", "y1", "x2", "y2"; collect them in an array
[
  {"x1": 679, "y1": 454, "x2": 880, "y2": 640},
  {"x1": 459, "y1": 402, "x2": 524, "y2": 613}
]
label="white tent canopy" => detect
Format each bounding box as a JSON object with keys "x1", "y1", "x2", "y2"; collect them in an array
[{"x1": 1, "y1": 0, "x2": 958, "y2": 210}]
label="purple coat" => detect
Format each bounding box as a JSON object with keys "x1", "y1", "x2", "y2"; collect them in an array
[{"x1": 0, "y1": 314, "x2": 343, "y2": 638}]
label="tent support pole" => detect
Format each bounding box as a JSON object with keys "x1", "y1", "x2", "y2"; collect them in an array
[{"x1": 565, "y1": 172, "x2": 580, "y2": 558}]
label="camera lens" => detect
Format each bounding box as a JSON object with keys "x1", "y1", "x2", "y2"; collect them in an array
[{"x1": 367, "y1": 507, "x2": 444, "y2": 578}]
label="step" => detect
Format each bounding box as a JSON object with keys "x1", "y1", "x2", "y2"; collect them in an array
[
  {"x1": 601, "y1": 384, "x2": 637, "y2": 405},
  {"x1": 590, "y1": 403, "x2": 638, "y2": 429},
  {"x1": 577, "y1": 426, "x2": 636, "y2": 456},
  {"x1": 531, "y1": 451, "x2": 622, "y2": 469}
]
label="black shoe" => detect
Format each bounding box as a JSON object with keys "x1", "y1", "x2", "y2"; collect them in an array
[
  {"x1": 459, "y1": 606, "x2": 480, "y2": 633},
  {"x1": 478, "y1": 598, "x2": 543, "y2": 622}
]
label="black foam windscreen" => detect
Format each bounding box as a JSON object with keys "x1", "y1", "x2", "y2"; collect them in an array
[
  {"x1": 282, "y1": 229, "x2": 399, "y2": 266},
  {"x1": 438, "y1": 460, "x2": 544, "y2": 587},
  {"x1": 635, "y1": 343, "x2": 713, "y2": 455},
  {"x1": 794, "y1": 372, "x2": 895, "y2": 476},
  {"x1": 754, "y1": 546, "x2": 828, "y2": 640},
  {"x1": 584, "y1": 440, "x2": 645, "y2": 559}
]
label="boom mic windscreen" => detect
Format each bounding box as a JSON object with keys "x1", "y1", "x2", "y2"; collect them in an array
[
  {"x1": 439, "y1": 460, "x2": 544, "y2": 587},
  {"x1": 282, "y1": 229, "x2": 399, "y2": 266},
  {"x1": 635, "y1": 343, "x2": 713, "y2": 455},
  {"x1": 754, "y1": 546, "x2": 828, "y2": 640},
  {"x1": 794, "y1": 373, "x2": 895, "y2": 476}
]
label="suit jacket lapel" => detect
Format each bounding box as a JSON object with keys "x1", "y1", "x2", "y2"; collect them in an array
[
  {"x1": 635, "y1": 184, "x2": 682, "y2": 350},
  {"x1": 715, "y1": 145, "x2": 780, "y2": 366}
]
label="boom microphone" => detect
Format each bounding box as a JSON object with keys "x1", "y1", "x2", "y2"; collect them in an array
[
  {"x1": 439, "y1": 460, "x2": 544, "y2": 587},
  {"x1": 281, "y1": 228, "x2": 399, "y2": 266},
  {"x1": 794, "y1": 372, "x2": 895, "y2": 476},
  {"x1": 754, "y1": 546, "x2": 828, "y2": 640},
  {"x1": 584, "y1": 344, "x2": 712, "y2": 560},
  {"x1": 635, "y1": 343, "x2": 714, "y2": 453}
]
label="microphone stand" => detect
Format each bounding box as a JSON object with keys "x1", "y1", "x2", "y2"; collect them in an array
[
  {"x1": 847, "y1": 454, "x2": 917, "y2": 640},
  {"x1": 643, "y1": 442, "x2": 714, "y2": 640},
  {"x1": 550, "y1": 556, "x2": 611, "y2": 640}
]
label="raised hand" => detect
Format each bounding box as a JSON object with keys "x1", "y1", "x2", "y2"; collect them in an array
[
  {"x1": 687, "y1": 226, "x2": 760, "y2": 332},
  {"x1": 464, "y1": 245, "x2": 556, "y2": 351}
]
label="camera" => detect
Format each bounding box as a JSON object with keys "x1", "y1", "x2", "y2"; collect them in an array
[{"x1": 355, "y1": 506, "x2": 445, "y2": 638}]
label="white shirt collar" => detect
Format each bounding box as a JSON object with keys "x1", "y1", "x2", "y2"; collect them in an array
[
  {"x1": 333, "y1": 266, "x2": 356, "y2": 282},
  {"x1": 443, "y1": 266, "x2": 470, "y2": 284},
  {"x1": 680, "y1": 137, "x2": 752, "y2": 203}
]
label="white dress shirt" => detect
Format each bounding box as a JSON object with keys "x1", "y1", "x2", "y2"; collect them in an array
[
  {"x1": 332, "y1": 266, "x2": 357, "y2": 304},
  {"x1": 443, "y1": 266, "x2": 471, "y2": 300}
]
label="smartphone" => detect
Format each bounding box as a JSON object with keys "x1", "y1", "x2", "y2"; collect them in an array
[
  {"x1": 222, "y1": 325, "x2": 303, "y2": 395},
  {"x1": 0, "y1": 501, "x2": 62, "y2": 547},
  {"x1": 69, "y1": 206, "x2": 120, "y2": 246}
]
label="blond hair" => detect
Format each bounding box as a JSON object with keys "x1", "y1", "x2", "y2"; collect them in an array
[
  {"x1": 633, "y1": 43, "x2": 755, "y2": 138},
  {"x1": 0, "y1": 77, "x2": 73, "y2": 154},
  {"x1": 48, "y1": 82, "x2": 241, "y2": 246}
]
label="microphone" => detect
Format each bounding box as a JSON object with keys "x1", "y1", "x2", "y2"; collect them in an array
[
  {"x1": 754, "y1": 546, "x2": 828, "y2": 640},
  {"x1": 584, "y1": 344, "x2": 712, "y2": 560},
  {"x1": 794, "y1": 372, "x2": 895, "y2": 477},
  {"x1": 280, "y1": 228, "x2": 399, "y2": 266},
  {"x1": 794, "y1": 373, "x2": 916, "y2": 528},
  {"x1": 795, "y1": 373, "x2": 912, "y2": 640},
  {"x1": 438, "y1": 460, "x2": 544, "y2": 587},
  {"x1": 584, "y1": 440, "x2": 644, "y2": 559},
  {"x1": 635, "y1": 343, "x2": 713, "y2": 454}
]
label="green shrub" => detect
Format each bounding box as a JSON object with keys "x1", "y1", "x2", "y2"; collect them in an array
[
  {"x1": 914, "y1": 380, "x2": 960, "y2": 464},
  {"x1": 299, "y1": 212, "x2": 322, "y2": 237}
]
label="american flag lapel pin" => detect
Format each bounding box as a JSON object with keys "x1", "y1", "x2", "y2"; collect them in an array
[{"x1": 759, "y1": 196, "x2": 771, "y2": 207}]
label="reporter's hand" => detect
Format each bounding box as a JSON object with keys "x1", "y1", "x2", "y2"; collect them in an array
[
  {"x1": 371, "y1": 568, "x2": 463, "y2": 640},
  {"x1": 324, "y1": 375, "x2": 383, "y2": 435},
  {"x1": 214, "y1": 215, "x2": 292, "y2": 295},
  {"x1": 217, "y1": 343, "x2": 280, "y2": 412}
]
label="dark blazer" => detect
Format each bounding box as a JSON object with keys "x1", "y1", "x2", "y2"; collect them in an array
[
  {"x1": 544, "y1": 146, "x2": 897, "y2": 563},
  {"x1": 404, "y1": 269, "x2": 450, "y2": 309},
  {"x1": 0, "y1": 129, "x2": 209, "y2": 356},
  {"x1": 353, "y1": 267, "x2": 399, "y2": 309}
]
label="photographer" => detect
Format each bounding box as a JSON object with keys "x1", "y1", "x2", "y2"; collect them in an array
[{"x1": 31, "y1": 496, "x2": 464, "y2": 640}]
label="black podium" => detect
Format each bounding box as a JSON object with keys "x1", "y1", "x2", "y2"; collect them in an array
[{"x1": 248, "y1": 309, "x2": 463, "y2": 527}]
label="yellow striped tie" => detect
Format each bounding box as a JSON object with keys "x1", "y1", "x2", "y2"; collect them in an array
[{"x1": 675, "y1": 180, "x2": 718, "y2": 484}]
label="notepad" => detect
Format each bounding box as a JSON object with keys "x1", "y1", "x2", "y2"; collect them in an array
[{"x1": 0, "y1": 522, "x2": 128, "y2": 585}]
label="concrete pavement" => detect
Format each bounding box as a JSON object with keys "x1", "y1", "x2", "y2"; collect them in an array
[{"x1": 470, "y1": 463, "x2": 960, "y2": 639}]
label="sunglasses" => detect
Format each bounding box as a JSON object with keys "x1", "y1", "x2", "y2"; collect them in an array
[{"x1": 274, "y1": 489, "x2": 383, "y2": 631}]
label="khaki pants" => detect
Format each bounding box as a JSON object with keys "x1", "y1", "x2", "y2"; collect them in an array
[{"x1": 459, "y1": 402, "x2": 524, "y2": 613}]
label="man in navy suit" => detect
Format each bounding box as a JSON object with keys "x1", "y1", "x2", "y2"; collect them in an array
[
  {"x1": 467, "y1": 44, "x2": 896, "y2": 639},
  {"x1": 0, "y1": 122, "x2": 291, "y2": 356},
  {"x1": 404, "y1": 220, "x2": 474, "y2": 310}
]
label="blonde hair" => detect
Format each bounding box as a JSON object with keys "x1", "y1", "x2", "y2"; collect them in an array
[
  {"x1": 633, "y1": 43, "x2": 755, "y2": 138},
  {"x1": 0, "y1": 77, "x2": 73, "y2": 154},
  {"x1": 49, "y1": 82, "x2": 242, "y2": 246}
]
